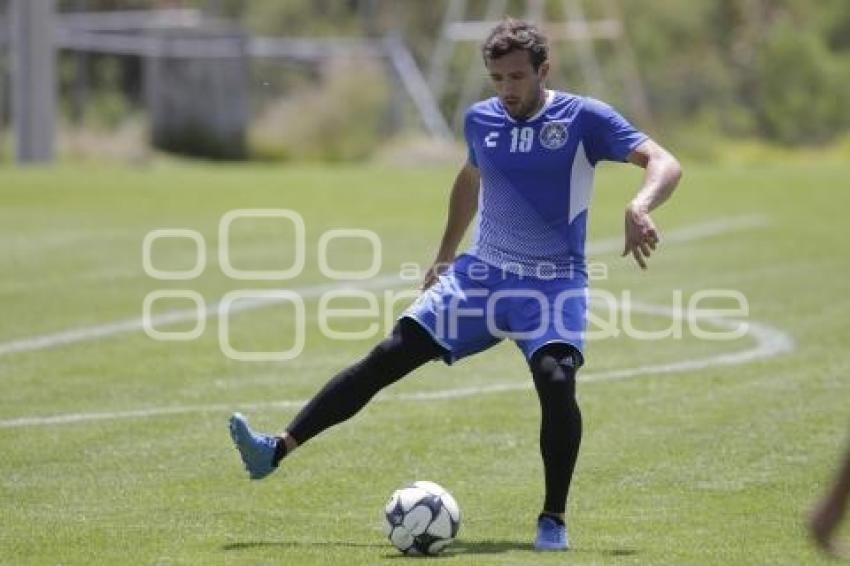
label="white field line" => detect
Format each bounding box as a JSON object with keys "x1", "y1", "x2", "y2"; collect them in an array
[
  {"x1": 585, "y1": 214, "x2": 768, "y2": 255},
  {"x1": 0, "y1": 302, "x2": 795, "y2": 429},
  {"x1": 0, "y1": 215, "x2": 768, "y2": 358},
  {"x1": 0, "y1": 274, "x2": 403, "y2": 357}
]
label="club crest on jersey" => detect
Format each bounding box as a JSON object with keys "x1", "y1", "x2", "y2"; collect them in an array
[{"x1": 539, "y1": 121, "x2": 569, "y2": 150}]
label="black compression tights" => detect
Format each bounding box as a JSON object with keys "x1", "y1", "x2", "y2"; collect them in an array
[
  {"x1": 530, "y1": 343, "x2": 583, "y2": 516},
  {"x1": 285, "y1": 320, "x2": 581, "y2": 517},
  {"x1": 286, "y1": 318, "x2": 445, "y2": 445}
]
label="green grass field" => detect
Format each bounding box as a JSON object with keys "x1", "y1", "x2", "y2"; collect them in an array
[{"x1": 1, "y1": 158, "x2": 849, "y2": 565}]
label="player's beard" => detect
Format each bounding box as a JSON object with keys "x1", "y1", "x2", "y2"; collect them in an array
[{"x1": 508, "y1": 85, "x2": 546, "y2": 120}]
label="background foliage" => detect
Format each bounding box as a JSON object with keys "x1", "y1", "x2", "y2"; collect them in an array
[{"x1": 22, "y1": 0, "x2": 850, "y2": 160}]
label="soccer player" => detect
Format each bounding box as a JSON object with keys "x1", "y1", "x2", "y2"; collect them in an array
[
  {"x1": 809, "y1": 444, "x2": 850, "y2": 557},
  {"x1": 229, "y1": 18, "x2": 682, "y2": 551}
]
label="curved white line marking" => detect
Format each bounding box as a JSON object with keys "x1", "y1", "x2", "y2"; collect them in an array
[
  {"x1": 0, "y1": 275, "x2": 403, "y2": 358},
  {"x1": 0, "y1": 215, "x2": 769, "y2": 358},
  {"x1": 0, "y1": 301, "x2": 794, "y2": 428},
  {"x1": 387, "y1": 301, "x2": 794, "y2": 397}
]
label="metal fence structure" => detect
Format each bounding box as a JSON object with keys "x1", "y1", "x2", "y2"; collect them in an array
[
  {"x1": 1, "y1": 1, "x2": 644, "y2": 164},
  {"x1": 1, "y1": 2, "x2": 451, "y2": 163}
]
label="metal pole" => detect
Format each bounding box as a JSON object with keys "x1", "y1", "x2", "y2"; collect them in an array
[
  {"x1": 563, "y1": 0, "x2": 606, "y2": 97},
  {"x1": 71, "y1": 0, "x2": 88, "y2": 125},
  {"x1": 451, "y1": 0, "x2": 507, "y2": 130},
  {"x1": 12, "y1": 0, "x2": 55, "y2": 163},
  {"x1": 384, "y1": 36, "x2": 452, "y2": 141},
  {"x1": 427, "y1": 0, "x2": 466, "y2": 100},
  {"x1": 604, "y1": 0, "x2": 653, "y2": 128}
]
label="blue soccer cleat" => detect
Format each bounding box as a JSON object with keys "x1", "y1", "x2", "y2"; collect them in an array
[
  {"x1": 229, "y1": 412, "x2": 279, "y2": 480},
  {"x1": 534, "y1": 514, "x2": 569, "y2": 551}
]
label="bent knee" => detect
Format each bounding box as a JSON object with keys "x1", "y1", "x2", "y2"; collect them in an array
[{"x1": 530, "y1": 345, "x2": 580, "y2": 385}]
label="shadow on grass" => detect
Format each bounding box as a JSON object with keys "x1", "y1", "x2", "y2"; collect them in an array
[
  {"x1": 223, "y1": 540, "x2": 387, "y2": 550},
  {"x1": 448, "y1": 540, "x2": 639, "y2": 557},
  {"x1": 224, "y1": 539, "x2": 638, "y2": 558},
  {"x1": 599, "y1": 548, "x2": 640, "y2": 557}
]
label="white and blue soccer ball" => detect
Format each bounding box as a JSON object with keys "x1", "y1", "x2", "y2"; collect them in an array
[{"x1": 382, "y1": 480, "x2": 461, "y2": 555}]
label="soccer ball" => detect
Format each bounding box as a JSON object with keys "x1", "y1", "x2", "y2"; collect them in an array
[{"x1": 382, "y1": 480, "x2": 461, "y2": 555}]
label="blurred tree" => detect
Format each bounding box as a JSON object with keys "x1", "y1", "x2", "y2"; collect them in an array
[
  {"x1": 621, "y1": 0, "x2": 850, "y2": 144},
  {"x1": 753, "y1": 24, "x2": 849, "y2": 144},
  {"x1": 42, "y1": 0, "x2": 850, "y2": 151}
]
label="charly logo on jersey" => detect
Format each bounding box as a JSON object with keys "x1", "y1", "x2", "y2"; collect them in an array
[{"x1": 539, "y1": 121, "x2": 569, "y2": 150}]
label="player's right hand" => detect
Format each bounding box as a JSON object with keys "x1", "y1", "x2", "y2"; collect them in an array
[{"x1": 420, "y1": 259, "x2": 452, "y2": 290}]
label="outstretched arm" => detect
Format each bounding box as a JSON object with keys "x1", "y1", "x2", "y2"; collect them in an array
[
  {"x1": 623, "y1": 139, "x2": 683, "y2": 269},
  {"x1": 421, "y1": 161, "x2": 480, "y2": 289}
]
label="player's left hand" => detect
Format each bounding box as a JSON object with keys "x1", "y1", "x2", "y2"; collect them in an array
[{"x1": 622, "y1": 202, "x2": 660, "y2": 270}]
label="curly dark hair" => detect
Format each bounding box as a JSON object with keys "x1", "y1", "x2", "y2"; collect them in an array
[{"x1": 482, "y1": 18, "x2": 549, "y2": 71}]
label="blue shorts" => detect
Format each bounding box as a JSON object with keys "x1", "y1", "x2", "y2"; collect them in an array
[{"x1": 401, "y1": 254, "x2": 588, "y2": 365}]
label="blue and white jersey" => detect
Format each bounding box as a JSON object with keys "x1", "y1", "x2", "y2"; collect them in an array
[{"x1": 464, "y1": 90, "x2": 647, "y2": 282}]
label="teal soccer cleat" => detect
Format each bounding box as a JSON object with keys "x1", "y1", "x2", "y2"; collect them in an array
[
  {"x1": 229, "y1": 412, "x2": 279, "y2": 480},
  {"x1": 534, "y1": 514, "x2": 569, "y2": 551}
]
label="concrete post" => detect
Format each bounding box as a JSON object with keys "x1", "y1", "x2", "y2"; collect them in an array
[{"x1": 12, "y1": 0, "x2": 56, "y2": 163}]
